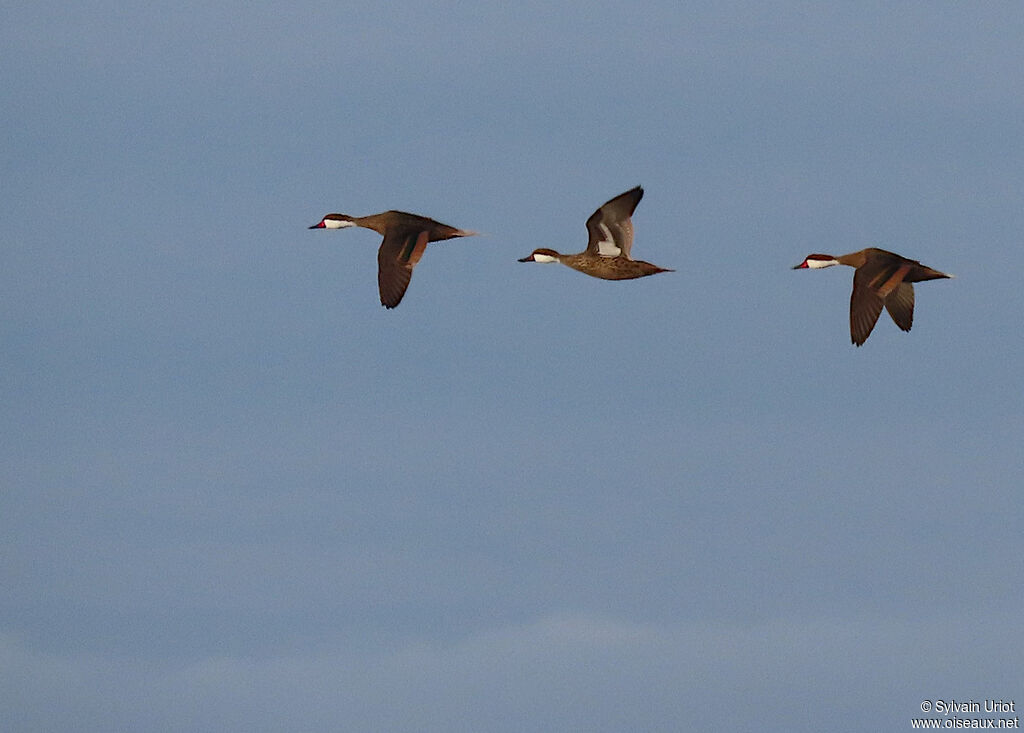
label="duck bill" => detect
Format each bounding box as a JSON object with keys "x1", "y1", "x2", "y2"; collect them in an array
[{"x1": 309, "y1": 221, "x2": 325, "y2": 229}]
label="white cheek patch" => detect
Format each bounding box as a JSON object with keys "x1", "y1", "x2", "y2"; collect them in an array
[
  {"x1": 595, "y1": 223, "x2": 621, "y2": 257},
  {"x1": 532, "y1": 252, "x2": 559, "y2": 263},
  {"x1": 324, "y1": 219, "x2": 355, "y2": 229},
  {"x1": 806, "y1": 258, "x2": 838, "y2": 268}
]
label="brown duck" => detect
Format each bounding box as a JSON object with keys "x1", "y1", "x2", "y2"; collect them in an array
[
  {"x1": 310, "y1": 210, "x2": 476, "y2": 308},
  {"x1": 518, "y1": 186, "x2": 673, "y2": 280},
  {"x1": 793, "y1": 248, "x2": 952, "y2": 346}
]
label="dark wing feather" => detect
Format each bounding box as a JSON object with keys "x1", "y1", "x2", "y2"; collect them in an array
[
  {"x1": 850, "y1": 266, "x2": 887, "y2": 346},
  {"x1": 884, "y1": 282, "x2": 915, "y2": 332},
  {"x1": 584, "y1": 186, "x2": 643, "y2": 258},
  {"x1": 377, "y1": 229, "x2": 429, "y2": 309}
]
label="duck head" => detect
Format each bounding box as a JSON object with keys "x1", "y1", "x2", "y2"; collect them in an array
[
  {"x1": 309, "y1": 214, "x2": 357, "y2": 230},
  {"x1": 793, "y1": 254, "x2": 840, "y2": 269},
  {"x1": 518, "y1": 248, "x2": 561, "y2": 263}
]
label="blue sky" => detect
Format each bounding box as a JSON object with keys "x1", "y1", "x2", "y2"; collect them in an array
[{"x1": 2, "y1": 2, "x2": 1023, "y2": 731}]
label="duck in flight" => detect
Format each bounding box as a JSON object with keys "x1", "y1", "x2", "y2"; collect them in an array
[
  {"x1": 518, "y1": 186, "x2": 673, "y2": 280},
  {"x1": 793, "y1": 247, "x2": 952, "y2": 346},
  {"x1": 310, "y1": 210, "x2": 476, "y2": 309}
]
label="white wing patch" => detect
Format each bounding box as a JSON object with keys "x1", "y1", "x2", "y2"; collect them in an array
[{"x1": 595, "y1": 223, "x2": 621, "y2": 257}]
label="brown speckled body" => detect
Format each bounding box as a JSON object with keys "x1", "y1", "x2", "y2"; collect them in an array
[{"x1": 542, "y1": 250, "x2": 672, "y2": 280}]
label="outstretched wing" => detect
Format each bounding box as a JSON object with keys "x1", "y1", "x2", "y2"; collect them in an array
[
  {"x1": 850, "y1": 255, "x2": 917, "y2": 345},
  {"x1": 884, "y1": 282, "x2": 915, "y2": 332},
  {"x1": 585, "y1": 186, "x2": 643, "y2": 259},
  {"x1": 850, "y1": 266, "x2": 886, "y2": 346},
  {"x1": 377, "y1": 229, "x2": 430, "y2": 309}
]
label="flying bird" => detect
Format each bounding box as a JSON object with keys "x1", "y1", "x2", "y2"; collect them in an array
[
  {"x1": 309, "y1": 210, "x2": 476, "y2": 308},
  {"x1": 518, "y1": 186, "x2": 673, "y2": 280},
  {"x1": 793, "y1": 247, "x2": 951, "y2": 346}
]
